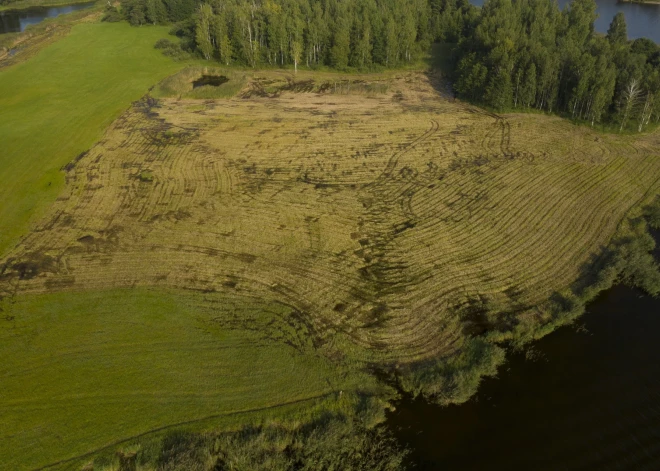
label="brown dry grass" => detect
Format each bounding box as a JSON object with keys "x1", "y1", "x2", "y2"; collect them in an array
[{"x1": 3, "y1": 71, "x2": 660, "y2": 366}]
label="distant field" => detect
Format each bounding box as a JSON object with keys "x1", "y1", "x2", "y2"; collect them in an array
[
  {"x1": 0, "y1": 22, "x2": 182, "y2": 255},
  {"x1": 0, "y1": 288, "x2": 379, "y2": 470}
]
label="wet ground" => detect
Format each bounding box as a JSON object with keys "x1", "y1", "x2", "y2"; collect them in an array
[{"x1": 192, "y1": 75, "x2": 229, "y2": 89}]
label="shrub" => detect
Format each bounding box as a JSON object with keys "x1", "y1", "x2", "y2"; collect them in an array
[
  {"x1": 101, "y1": 6, "x2": 123, "y2": 23},
  {"x1": 643, "y1": 196, "x2": 660, "y2": 229},
  {"x1": 153, "y1": 38, "x2": 189, "y2": 60},
  {"x1": 399, "y1": 337, "x2": 506, "y2": 405},
  {"x1": 153, "y1": 38, "x2": 171, "y2": 49},
  {"x1": 94, "y1": 415, "x2": 407, "y2": 471}
]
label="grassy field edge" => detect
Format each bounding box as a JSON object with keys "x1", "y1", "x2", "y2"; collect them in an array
[{"x1": 0, "y1": 22, "x2": 184, "y2": 256}]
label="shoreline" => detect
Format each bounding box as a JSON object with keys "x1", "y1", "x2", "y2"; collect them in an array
[
  {"x1": 387, "y1": 217, "x2": 660, "y2": 469},
  {"x1": 0, "y1": 0, "x2": 95, "y2": 13},
  {"x1": 389, "y1": 283, "x2": 660, "y2": 468},
  {"x1": 395, "y1": 191, "x2": 660, "y2": 408},
  {"x1": 618, "y1": 0, "x2": 660, "y2": 5}
]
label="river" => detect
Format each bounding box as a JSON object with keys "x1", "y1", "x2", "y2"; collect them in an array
[
  {"x1": 0, "y1": 2, "x2": 93, "y2": 34},
  {"x1": 387, "y1": 230, "x2": 660, "y2": 469},
  {"x1": 470, "y1": 0, "x2": 660, "y2": 43}
]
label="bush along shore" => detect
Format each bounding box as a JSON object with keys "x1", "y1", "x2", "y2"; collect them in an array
[{"x1": 67, "y1": 397, "x2": 409, "y2": 471}]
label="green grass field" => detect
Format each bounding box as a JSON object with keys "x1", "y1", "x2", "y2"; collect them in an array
[
  {"x1": 0, "y1": 289, "x2": 378, "y2": 470},
  {"x1": 0, "y1": 22, "x2": 182, "y2": 256}
]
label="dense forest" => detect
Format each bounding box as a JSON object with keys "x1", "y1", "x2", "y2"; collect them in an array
[
  {"x1": 113, "y1": 0, "x2": 660, "y2": 129},
  {"x1": 450, "y1": 0, "x2": 660, "y2": 130},
  {"x1": 117, "y1": 0, "x2": 433, "y2": 69}
]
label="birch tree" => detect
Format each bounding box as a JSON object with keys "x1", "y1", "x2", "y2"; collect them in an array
[{"x1": 619, "y1": 78, "x2": 641, "y2": 132}]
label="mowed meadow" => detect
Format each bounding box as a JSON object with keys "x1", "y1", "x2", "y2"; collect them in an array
[
  {"x1": 2, "y1": 19, "x2": 660, "y2": 471},
  {"x1": 5, "y1": 71, "x2": 660, "y2": 361},
  {"x1": 0, "y1": 289, "x2": 380, "y2": 470}
]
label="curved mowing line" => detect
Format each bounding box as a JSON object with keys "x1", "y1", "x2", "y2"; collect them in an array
[
  {"x1": 401, "y1": 160, "x2": 655, "y2": 301},
  {"x1": 5, "y1": 78, "x2": 660, "y2": 366},
  {"x1": 33, "y1": 392, "x2": 334, "y2": 471},
  {"x1": 368, "y1": 120, "x2": 439, "y2": 186}
]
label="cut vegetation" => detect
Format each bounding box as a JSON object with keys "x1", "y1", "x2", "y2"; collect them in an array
[{"x1": 2, "y1": 62, "x2": 660, "y2": 468}]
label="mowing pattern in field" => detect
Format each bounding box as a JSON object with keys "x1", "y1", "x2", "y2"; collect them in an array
[
  {"x1": 0, "y1": 288, "x2": 379, "y2": 471},
  {"x1": 2, "y1": 73, "x2": 660, "y2": 366}
]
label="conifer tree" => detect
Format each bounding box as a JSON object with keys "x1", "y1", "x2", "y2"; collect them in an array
[{"x1": 607, "y1": 12, "x2": 627, "y2": 46}]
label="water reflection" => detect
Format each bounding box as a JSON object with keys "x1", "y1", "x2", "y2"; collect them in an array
[
  {"x1": 470, "y1": 0, "x2": 660, "y2": 43},
  {"x1": 0, "y1": 2, "x2": 94, "y2": 34}
]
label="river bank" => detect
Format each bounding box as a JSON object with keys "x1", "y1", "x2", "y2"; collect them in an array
[
  {"x1": 387, "y1": 227, "x2": 660, "y2": 469},
  {"x1": 0, "y1": 0, "x2": 94, "y2": 13},
  {"x1": 619, "y1": 0, "x2": 660, "y2": 5},
  {"x1": 468, "y1": 0, "x2": 660, "y2": 43},
  {"x1": 0, "y1": 1, "x2": 95, "y2": 34}
]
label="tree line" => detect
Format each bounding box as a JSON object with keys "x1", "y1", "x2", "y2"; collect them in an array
[
  {"x1": 115, "y1": 0, "x2": 660, "y2": 130},
  {"x1": 118, "y1": 0, "x2": 433, "y2": 69}
]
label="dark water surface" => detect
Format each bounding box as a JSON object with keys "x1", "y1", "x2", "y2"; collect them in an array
[
  {"x1": 388, "y1": 231, "x2": 660, "y2": 470},
  {"x1": 470, "y1": 0, "x2": 660, "y2": 43},
  {"x1": 0, "y1": 2, "x2": 93, "y2": 34},
  {"x1": 192, "y1": 75, "x2": 229, "y2": 89}
]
